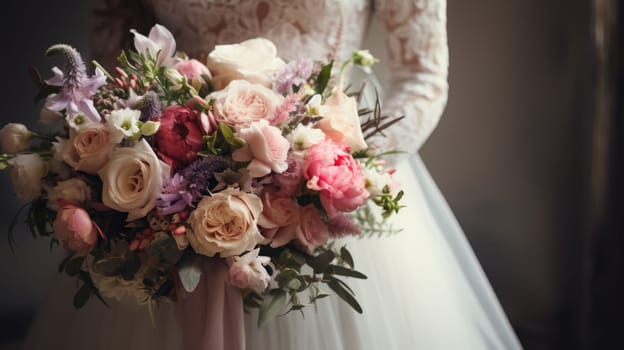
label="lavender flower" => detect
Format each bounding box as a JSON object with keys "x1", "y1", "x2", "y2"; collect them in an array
[
  {"x1": 274, "y1": 59, "x2": 314, "y2": 94},
  {"x1": 180, "y1": 156, "x2": 230, "y2": 195},
  {"x1": 157, "y1": 173, "x2": 194, "y2": 216},
  {"x1": 44, "y1": 44, "x2": 106, "y2": 123}
]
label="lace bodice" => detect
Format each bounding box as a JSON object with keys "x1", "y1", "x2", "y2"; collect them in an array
[{"x1": 92, "y1": 0, "x2": 448, "y2": 155}]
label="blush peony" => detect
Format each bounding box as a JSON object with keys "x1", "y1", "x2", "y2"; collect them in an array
[{"x1": 302, "y1": 141, "x2": 369, "y2": 218}]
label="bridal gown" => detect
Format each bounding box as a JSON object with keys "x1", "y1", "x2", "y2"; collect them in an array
[{"x1": 21, "y1": 0, "x2": 523, "y2": 349}]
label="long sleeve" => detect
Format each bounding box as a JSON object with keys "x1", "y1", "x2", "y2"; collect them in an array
[
  {"x1": 372, "y1": 0, "x2": 449, "y2": 156},
  {"x1": 91, "y1": 0, "x2": 156, "y2": 69}
]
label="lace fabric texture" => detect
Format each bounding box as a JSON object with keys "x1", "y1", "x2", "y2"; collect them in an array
[{"x1": 92, "y1": 0, "x2": 448, "y2": 154}]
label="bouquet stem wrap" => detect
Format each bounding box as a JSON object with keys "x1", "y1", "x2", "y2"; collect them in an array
[{"x1": 175, "y1": 258, "x2": 245, "y2": 350}]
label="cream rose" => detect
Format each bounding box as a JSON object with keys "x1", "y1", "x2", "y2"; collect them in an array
[
  {"x1": 8, "y1": 154, "x2": 47, "y2": 200},
  {"x1": 187, "y1": 188, "x2": 263, "y2": 257},
  {"x1": 0, "y1": 123, "x2": 31, "y2": 153},
  {"x1": 60, "y1": 124, "x2": 116, "y2": 174},
  {"x1": 99, "y1": 140, "x2": 170, "y2": 221},
  {"x1": 257, "y1": 190, "x2": 300, "y2": 247},
  {"x1": 207, "y1": 37, "x2": 285, "y2": 90},
  {"x1": 210, "y1": 79, "x2": 283, "y2": 129},
  {"x1": 46, "y1": 178, "x2": 92, "y2": 210},
  {"x1": 316, "y1": 89, "x2": 367, "y2": 152}
]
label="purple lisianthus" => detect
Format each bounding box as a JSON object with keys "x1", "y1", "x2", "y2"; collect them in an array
[
  {"x1": 44, "y1": 44, "x2": 106, "y2": 123},
  {"x1": 157, "y1": 173, "x2": 194, "y2": 216},
  {"x1": 274, "y1": 59, "x2": 314, "y2": 94}
]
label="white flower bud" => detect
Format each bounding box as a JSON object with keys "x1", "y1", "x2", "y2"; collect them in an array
[
  {"x1": 140, "y1": 121, "x2": 161, "y2": 136},
  {"x1": 0, "y1": 123, "x2": 31, "y2": 153}
]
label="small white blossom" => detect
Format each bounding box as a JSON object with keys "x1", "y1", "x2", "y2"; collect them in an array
[
  {"x1": 66, "y1": 113, "x2": 94, "y2": 130},
  {"x1": 305, "y1": 94, "x2": 323, "y2": 116},
  {"x1": 106, "y1": 108, "x2": 141, "y2": 143},
  {"x1": 363, "y1": 165, "x2": 393, "y2": 197},
  {"x1": 352, "y1": 50, "x2": 379, "y2": 67},
  {"x1": 287, "y1": 123, "x2": 326, "y2": 151}
]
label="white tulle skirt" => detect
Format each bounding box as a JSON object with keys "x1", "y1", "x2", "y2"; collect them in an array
[{"x1": 21, "y1": 157, "x2": 522, "y2": 350}]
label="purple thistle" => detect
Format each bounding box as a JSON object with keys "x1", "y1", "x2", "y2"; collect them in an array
[
  {"x1": 328, "y1": 213, "x2": 361, "y2": 238},
  {"x1": 138, "y1": 91, "x2": 162, "y2": 121},
  {"x1": 44, "y1": 45, "x2": 106, "y2": 123},
  {"x1": 180, "y1": 156, "x2": 231, "y2": 195},
  {"x1": 274, "y1": 59, "x2": 314, "y2": 95},
  {"x1": 157, "y1": 173, "x2": 194, "y2": 216}
]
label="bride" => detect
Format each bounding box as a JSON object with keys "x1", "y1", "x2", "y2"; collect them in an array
[{"x1": 21, "y1": 0, "x2": 522, "y2": 349}]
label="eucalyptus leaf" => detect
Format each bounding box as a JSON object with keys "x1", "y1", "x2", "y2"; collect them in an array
[
  {"x1": 64, "y1": 256, "x2": 85, "y2": 276},
  {"x1": 178, "y1": 255, "x2": 203, "y2": 293},
  {"x1": 340, "y1": 246, "x2": 354, "y2": 269},
  {"x1": 278, "y1": 249, "x2": 306, "y2": 269},
  {"x1": 326, "y1": 264, "x2": 367, "y2": 279},
  {"x1": 58, "y1": 253, "x2": 76, "y2": 273},
  {"x1": 327, "y1": 278, "x2": 362, "y2": 314},
  {"x1": 306, "y1": 250, "x2": 335, "y2": 274},
  {"x1": 91, "y1": 256, "x2": 125, "y2": 276},
  {"x1": 258, "y1": 289, "x2": 288, "y2": 327},
  {"x1": 73, "y1": 283, "x2": 92, "y2": 309}
]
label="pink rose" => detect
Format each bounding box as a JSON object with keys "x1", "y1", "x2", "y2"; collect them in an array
[
  {"x1": 209, "y1": 80, "x2": 283, "y2": 129},
  {"x1": 316, "y1": 89, "x2": 367, "y2": 152},
  {"x1": 53, "y1": 203, "x2": 100, "y2": 254},
  {"x1": 154, "y1": 106, "x2": 204, "y2": 169},
  {"x1": 60, "y1": 124, "x2": 116, "y2": 174},
  {"x1": 302, "y1": 141, "x2": 369, "y2": 218},
  {"x1": 273, "y1": 157, "x2": 303, "y2": 197},
  {"x1": 232, "y1": 120, "x2": 289, "y2": 178},
  {"x1": 228, "y1": 248, "x2": 271, "y2": 293},
  {"x1": 295, "y1": 205, "x2": 329, "y2": 253},
  {"x1": 257, "y1": 190, "x2": 300, "y2": 247},
  {"x1": 175, "y1": 59, "x2": 212, "y2": 90}
]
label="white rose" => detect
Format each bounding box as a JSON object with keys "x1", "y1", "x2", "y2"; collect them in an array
[
  {"x1": 8, "y1": 154, "x2": 47, "y2": 200},
  {"x1": 187, "y1": 188, "x2": 264, "y2": 257},
  {"x1": 99, "y1": 139, "x2": 170, "y2": 221},
  {"x1": 227, "y1": 248, "x2": 271, "y2": 293},
  {"x1": 207, "y1": 38, "x2": 285, "y2": 90},
  {"x1": 0, "y1": 123, "x2": 32, "y2": 153},
  {"x1": 46, "y1": 178, "x2": 92, "y2": 210},
  {"x1": 287, "y1": 123, "x2": 326, "y2": 151},
  {"x1": 316, "y1": 88, "x2": 368, "y2": 152}
]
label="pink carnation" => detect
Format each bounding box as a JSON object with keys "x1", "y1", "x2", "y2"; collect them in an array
[{"x1": 302, "y1": 141, "x2": 368, "y2": 218}]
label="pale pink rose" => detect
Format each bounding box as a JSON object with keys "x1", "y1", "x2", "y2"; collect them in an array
[
  {"x1": 187, "y1": 188, "x2": 264, "y2": 257},
  {"x1": 295, "y1": 205, "x2": 329, "y2": 253},
  {"x1": 209, "y1": 80, "x2": 283, "y2": 129},
  {"x1": 175, "y1": 59, "x2": 212, "y2": 90},
  {"x1": 232, "y1": 120, "x2": 290, "y2": 178},
  {"x1": 227, "y1": 248, "x2": 271, "y2": 292},
  {"x1": 316, "y1": 88, "x2": 367, "y2": 152},
  {"x1": 54, "y1": 203, "x2": 99, "y2": 254},
  {"x1": 257, "y1": 190, "x2": 300, "y2": 247},
  {"x1": 60, "y1": 124, "x2": 116, "y2": 174},
  {"x1": 302, "y1": 141, "x2": 369, "y2": 218},
  {"x1": 207, "y1": 37, "x2": 285, "y2": 90}
]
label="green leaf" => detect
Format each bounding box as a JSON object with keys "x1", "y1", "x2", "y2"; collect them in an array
[
  {"x1": 278, "y1": 249, "x2": 306, "y2": 269},
  {"x1": 258, "y1": 289, "x2": 288, "y2": 327},
  {"x1": 340, "y1": 246, "x2": 354, "y2": 269},
  {"x1": 91, "y1": 256, "x2": 125, "y2": 276},
  {"x1": 218, "y1": 122, "x2": 244, "y2": 147},
  {"x1": 275, "y1": 268, "x2": 299, "y2": 285},
  {"x1": 314, "y1": 61, "x2": 333, "y2": 94},
  {"x1": 305, "y1": 250, "x2": 335, "y2": 274},
  {"x1": 73, "y1": 283, "x2": 92, "y2": 309},
  {"x1": 64, "y1": 256, "x2": 85, "y2": 276},
  {"x1": 327, "y1": 278, "x2": 362, "y2": 314},
  {"x1": 178, "y1": 255, "x2": 203, "y2": 293},
  {"x1": 326, "y1": 264, "x2": 367, "y2": 279},
  {"x1": 58, "y1": 253, "x2": 76, "y2": 273}
]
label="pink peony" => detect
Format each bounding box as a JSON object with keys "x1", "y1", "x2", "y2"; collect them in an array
[
  {"x1": 174, "y1": 59, "x2": 212, "y2": 90},
  {"x1": 228, "y1": 248, "x2": 271, "y2": 293},
  {"x1": 232, "y1": 120, "x2": 290, "y2": 178},
  {"x1": 295, "y1": 205, "x2": 329, "y2": 253},
  {"x1": 257, "y1": 190, "x2": 300, "y2": 247},
  {"x1": 302, "y1": 141, "x2": 369, "y2": 218},
  {"x1": 53, "y1": 203, "x2": 100, "y2": 254},
  {"x1": 154, "y1": 106, "x2": 205, "y2": 169}
]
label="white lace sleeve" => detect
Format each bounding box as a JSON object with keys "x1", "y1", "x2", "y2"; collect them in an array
[
  {"x1": 91, "y1": 0, "x2": 156, "y2": 69},
  {"x1": 372, "y1": 0, "x2": 449, "y2": 156}
]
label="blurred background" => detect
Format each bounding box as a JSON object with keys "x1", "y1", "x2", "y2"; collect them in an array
[{"x1": 0, "y1": 0, "x2": 622, "y2": 349}]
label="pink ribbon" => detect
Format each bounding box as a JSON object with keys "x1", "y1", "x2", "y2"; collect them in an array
[{"x1": 175, "y1": 258, "x2": 246, "y2": 350}]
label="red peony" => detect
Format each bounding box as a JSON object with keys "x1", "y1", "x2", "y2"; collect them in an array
[{"x1": 154, "y1": 106, "x2": 205, "y2": 169}]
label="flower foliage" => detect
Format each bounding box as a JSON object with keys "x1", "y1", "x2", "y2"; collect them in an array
[{"x1": 2, "y1": 25, "x2": 405, "y2": 325}]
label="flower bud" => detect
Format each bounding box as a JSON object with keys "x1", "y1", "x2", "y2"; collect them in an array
[
  {"x1": 352, "y1": 50, "x2": 379, "y2": 67},
  {"x1": 0, "y1": 123, "x2": 32, "y2": 153},
  {"x1": 140, "y1": 121, "x2": 160, "y2": 136}
]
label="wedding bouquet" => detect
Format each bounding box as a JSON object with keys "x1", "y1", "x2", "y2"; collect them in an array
[{"x1": 2, "y1": 24, "x2": 403, "y2": 326}]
